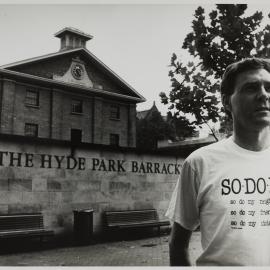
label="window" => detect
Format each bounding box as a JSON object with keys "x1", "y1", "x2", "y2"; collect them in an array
[
  {"x1": 75, "y1": 37, "x2": 80, "y2": 47},
  {"x1": 71, "y1": 129, "x2": 82, "y2": 144},
  {"x1": 25, "y1": 123, "x2": 38, "y2": 137},
  {"x1": 61, "y1": 37, "x2": 66, "y2": 49},
  {"x1": 71, "y1": 99, "x2": 83, "y2": 114},
  {"x1": 110, "y1": 105, "x2": 120, "y2": 120},
  {"x1": 25, "y1": 89, "x2": 39, "y2": 107},
  {"x1": 110, "y1": 134, "x2": 119, "y2": 146}
]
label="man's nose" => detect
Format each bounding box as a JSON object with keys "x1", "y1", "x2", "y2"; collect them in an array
[{"x1": 257, "y1": 85, "x2": 270, "y2": 101}]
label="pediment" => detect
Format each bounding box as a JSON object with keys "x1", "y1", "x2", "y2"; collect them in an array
[
  {"x1": 1, "y1": 48, "x2": 145, "y2": 101},
  {"x1": 53, "y1": 57, "x2": 94, "y2": 88}
]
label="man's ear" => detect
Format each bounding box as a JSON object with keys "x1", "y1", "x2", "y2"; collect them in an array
[{"x1": 221, "y1": 94, "x2": 232, "y2": 114}]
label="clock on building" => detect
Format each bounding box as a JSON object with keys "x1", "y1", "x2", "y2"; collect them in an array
[{"x1": 71, "y1": 64, "x2": 84, "y2": 80}]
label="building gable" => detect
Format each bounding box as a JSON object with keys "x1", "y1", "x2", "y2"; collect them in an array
[
  {"x1": 137, "y1": 102, "x2": 160, "y2": 120},
  {"x1": 4, "y1": 49, "x2": 142, "y2": 99}
]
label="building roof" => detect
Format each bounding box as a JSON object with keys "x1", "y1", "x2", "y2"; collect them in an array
[
  {"x1": 0, "y1": 67, "x2": 144, "y2": 103},
  {"x1": 158, "y1": 135, "x2": 217, "y2": 149},
  {"x1": 136, "y1": 110, "x2": 149, "y2": 120},
  {"x1": 137, "y1": 101, "x2": 160, "y2": 119},
  {"x1": 0, "y1": 47, "x2": 146, "y2": 103},
  {"x1": 54, "y1": 27, "x2": 93, "y2": 40}
]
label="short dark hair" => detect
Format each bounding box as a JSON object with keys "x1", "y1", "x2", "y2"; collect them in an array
[{"x1": 220, "y1": 57, "x2": 270, "y2": 96}]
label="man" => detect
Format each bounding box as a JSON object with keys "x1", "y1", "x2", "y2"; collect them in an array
[{"x1": 166, "y1": 58, "x2": 270, "y2": 266}]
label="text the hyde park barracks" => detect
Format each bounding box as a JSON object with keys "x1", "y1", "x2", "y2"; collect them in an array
[{"x1": 0, "y1": 151, "x2": 182, "y2": 175}]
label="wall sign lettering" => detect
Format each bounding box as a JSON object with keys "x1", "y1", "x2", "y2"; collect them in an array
[{"x1": 0, "y1": 151, "x2": 181, "y2": 175}]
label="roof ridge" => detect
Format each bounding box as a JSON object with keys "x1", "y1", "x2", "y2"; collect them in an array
[{"x1": 0, "y1": 48, "x2": 83, "y2": 69}]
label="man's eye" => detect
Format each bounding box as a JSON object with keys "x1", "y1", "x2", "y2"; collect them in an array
[
  {"x1": 265, "y1": 86, "x2": 270, "y2": 92},
  {"x1": 244, "y1": 87, "x2": 255, "y2": 92}
]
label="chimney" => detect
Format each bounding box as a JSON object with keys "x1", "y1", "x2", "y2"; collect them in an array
[{"x1": 54, "y1": 27, "x2": 93, "y2": 51}]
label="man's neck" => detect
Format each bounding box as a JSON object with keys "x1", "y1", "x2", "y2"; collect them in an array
[{"x1": 233, "y1": 127, "x2": 270, "y2": 151}]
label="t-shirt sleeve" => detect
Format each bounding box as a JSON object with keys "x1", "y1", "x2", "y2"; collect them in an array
[{"x1": 165, "y1": 159, "x2": 200, "y2": 231}]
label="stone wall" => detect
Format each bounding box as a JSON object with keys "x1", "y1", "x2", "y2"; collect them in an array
[{"x1": 0, "y1": 138, "x2": 183, "y2": 237}]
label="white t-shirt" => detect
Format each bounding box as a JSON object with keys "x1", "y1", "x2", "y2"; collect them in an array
[{"x1": 166, "y1": 137, "x2": 270, "y2": 266}]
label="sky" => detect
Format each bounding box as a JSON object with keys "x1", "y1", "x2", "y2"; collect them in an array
[{"x1": 0, "y1": 2, "x2": 269, "y2": 115}]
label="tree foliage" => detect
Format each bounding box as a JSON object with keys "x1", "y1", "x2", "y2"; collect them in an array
[
  {"x1": 161, "y1": 4, "x2": 270, "y2": 139},
  {"x1": 166, "y1": 111, "x2": 197, "y2": 140},
  {"x1": 136, "y1": 111, "x2": 175, "y2": 150}
]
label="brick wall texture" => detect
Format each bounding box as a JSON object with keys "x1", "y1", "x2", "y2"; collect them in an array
[{"x1": 0, "y1": 141, "x2": 183, "y2": 237}]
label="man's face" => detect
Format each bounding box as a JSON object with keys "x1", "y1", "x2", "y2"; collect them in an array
[{"x1": 227, "y1": 68, "x2": 270, "y2": 131}]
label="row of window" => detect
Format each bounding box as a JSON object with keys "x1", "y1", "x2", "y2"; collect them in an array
[
  {"x1": 24, "y1": 123, "x2": 120, "y2": 146},
  {"x1": 25, "y1": 89, "x2": 121, "y2": 119}
]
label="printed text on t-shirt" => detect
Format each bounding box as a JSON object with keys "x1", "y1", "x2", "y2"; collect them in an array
[{"x1": 221, "y1": 177, "x2": 269, "y2": 195}]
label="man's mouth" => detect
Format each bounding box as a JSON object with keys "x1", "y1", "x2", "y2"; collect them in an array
[{"x1": 255, "y1": 107, "x2": 270, "y2": 112}]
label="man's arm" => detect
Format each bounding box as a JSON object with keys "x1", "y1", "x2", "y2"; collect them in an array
[{"x1": 169, "y1": 221, "x2": 193, "y2": 266}]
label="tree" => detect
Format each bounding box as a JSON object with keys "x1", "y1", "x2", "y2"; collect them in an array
[
  {"x1": 160, "y1": 59, "x2": 220, "y2": 141},
  {"x1": 166, "y1": 111, "x2": 197, "y2": 140},
  {"x1": 160, "y1": 4, "x2": 270, "y2": 139},
  {"x1": 219, "y1": 114, "x2": 233, "y2": 138},
  {"x1": 136, "y1": 110, "x2": 174, "y2": 150}
]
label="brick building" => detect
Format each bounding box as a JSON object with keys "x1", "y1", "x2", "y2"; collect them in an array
[{"x1": 0, "y1": 27, "x2": 145, "y2": 147}]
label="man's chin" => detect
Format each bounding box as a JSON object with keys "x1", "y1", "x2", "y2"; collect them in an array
[{"x1": 253, "y1": 117, "x2": 270, "y2": 128}]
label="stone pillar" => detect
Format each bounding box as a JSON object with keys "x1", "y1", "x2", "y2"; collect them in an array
[
  {"x1": 1, "y1": 79, "x2": 16, "y2": 134},
  {"x1": 51, "y1": 90, "x2": 63, "y2": 140},
  {"x1": 92, "y1": 97, "x2": 103, "y2": 144},
  {"x1": 128, "y1": 104, "x2": 136, "y2": 148}
]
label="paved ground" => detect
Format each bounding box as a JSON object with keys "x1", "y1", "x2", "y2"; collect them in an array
[{"x1": 0, "y1": 231, "x2": 202, "y2": 266}]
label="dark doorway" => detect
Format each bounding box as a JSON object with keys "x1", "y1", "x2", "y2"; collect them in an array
[{"x1": 71, "y1": 129, "x2": 82, "y2": 144}]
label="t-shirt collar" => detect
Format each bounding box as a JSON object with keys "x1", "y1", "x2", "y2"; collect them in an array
[{"x1": 227, "y1": 136, "x2": 270, "y2": 156}]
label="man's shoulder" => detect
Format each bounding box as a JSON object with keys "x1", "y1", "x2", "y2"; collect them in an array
[{"x1": 186, "y1": 137, "x2": 230, "y2": 162}]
